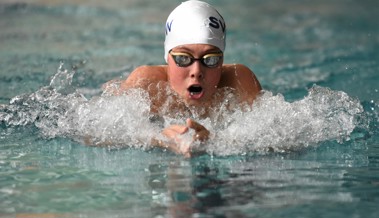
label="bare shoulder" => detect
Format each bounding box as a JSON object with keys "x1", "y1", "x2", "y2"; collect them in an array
[
  {"x1": 220, "y1": 64, "x2": 261, "y2": 88},
  {"x1": 120, "y1": 65, "x2": 167, "y2": 90},
  {"x1": 221, "y1": 64, "x2": 256, "y2": 79},
  {"x1": 220, "y1": 64, "x2": 262, "y2": 103}
]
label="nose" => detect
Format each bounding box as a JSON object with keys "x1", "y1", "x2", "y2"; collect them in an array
[{"x1": 189, "y1": 61, "x2": 204, "y2": 79}]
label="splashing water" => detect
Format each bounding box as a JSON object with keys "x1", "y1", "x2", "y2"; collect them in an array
[
  {"x1": 208, "y1": 87, "x2": 364, "y2": 155},
  {"x1": 0, "y1": 64, "x2": 365, "y2": 156}
]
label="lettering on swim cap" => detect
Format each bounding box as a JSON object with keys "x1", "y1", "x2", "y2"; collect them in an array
[
  {"x1": 165, "y1": 16, "x2": 225, "y2": 35},
  {"x1": 209, "y1": 16, "x2": 226, "y2": 32},
  {"x1": 164, "y1": 1, "x2": 226, "y2": 62},
  {"x1": 165, "y1": 20, "x2": 173, "y2": 35}
]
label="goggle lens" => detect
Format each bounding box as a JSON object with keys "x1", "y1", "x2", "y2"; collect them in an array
[{"x1": 170, "y1": 52, "x2": 223, "y2": 68}]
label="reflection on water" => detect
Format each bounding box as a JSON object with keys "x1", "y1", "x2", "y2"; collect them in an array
[{"x1": 143, "y1": 153, "x2": 376, "y2": 218}]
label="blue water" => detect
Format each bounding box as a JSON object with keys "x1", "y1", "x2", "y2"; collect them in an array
[{"x1": 1, "y1": 0, "x2": 378, "y2": 217}]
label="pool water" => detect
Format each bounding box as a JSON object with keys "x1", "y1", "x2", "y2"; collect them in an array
[{"x1": 1, "y1": 0, "x2": 378, "y2": 217}]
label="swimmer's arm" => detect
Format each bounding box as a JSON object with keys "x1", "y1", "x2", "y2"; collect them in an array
[{"x1": 81, "y1": 119, "x2": 208, "y2": 158}]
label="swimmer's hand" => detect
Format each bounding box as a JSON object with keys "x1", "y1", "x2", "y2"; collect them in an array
[{"x1": 159, "y1": 118, "x2": 210, "y2": 158}]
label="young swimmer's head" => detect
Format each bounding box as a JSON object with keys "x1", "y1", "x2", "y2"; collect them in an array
[{"x1": 164, "y1": 0, "x2": 226, "y2": 62}]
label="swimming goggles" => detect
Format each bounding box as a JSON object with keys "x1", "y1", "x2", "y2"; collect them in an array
[{"x1": 169, "y1": 51, "x2": 223, "y2": 68}]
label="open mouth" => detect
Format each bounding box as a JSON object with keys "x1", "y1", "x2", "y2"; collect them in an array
[{"x1": 188, "y1": 85, "x2": 204, "y2": 99}]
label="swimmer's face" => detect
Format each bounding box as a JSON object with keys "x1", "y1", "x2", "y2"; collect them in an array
[{"x1": 167, "y1": 44, "x2": 223, "y2": 106}]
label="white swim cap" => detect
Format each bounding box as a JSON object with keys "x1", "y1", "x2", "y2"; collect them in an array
[{"x1": 164, "y1": 0, "x2": 226, "y2": 62}]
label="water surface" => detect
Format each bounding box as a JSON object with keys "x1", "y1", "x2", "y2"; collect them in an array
[{"x1": 0, "y1": 0, "x2": 378, "y2": 217}]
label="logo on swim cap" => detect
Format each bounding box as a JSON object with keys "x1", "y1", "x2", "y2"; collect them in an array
[{"x1": 164, "y1": 1, "x2": 226, "y2": 62}]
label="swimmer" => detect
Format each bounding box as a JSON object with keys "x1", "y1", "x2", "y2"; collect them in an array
[{"x1": 103, "y1": 0, "x2": 262, "y2": 157}]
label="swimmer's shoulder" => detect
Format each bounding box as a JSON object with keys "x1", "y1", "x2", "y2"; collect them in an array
[
  {"x1": 220, "y1": 63, "x2": 262, "y2": 102},
  {"x1": 221, "y1": 64, "x2": 261, "y2": 87},
  {"x1": 222, "y1": 63, "x2": 256, "y2": 76},
  {"x1": 120, "y1": 65, "x2": 168, "y2": 90},
  {"x1": 128, "y1": 65, "x2": 167, "y2": 81}
]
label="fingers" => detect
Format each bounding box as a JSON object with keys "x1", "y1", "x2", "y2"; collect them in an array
[
  {"x1": 163, "y1": 119, "x2": 209, "y2": 142},
  {"x1": 186, "y1": 118, "x2": 205, "y2": 132},
  {"x1": 186, "y1": 118, "x2": 210, "y2": 142},
  {"x1": 159, "y1": 119, "x2": 210, "y2": 158},
  {"x1": 160, "y1": 124, "x2": 192, "y2": 158},
  {"x1": 162, "y1": 124, "x2": 188, "y2": 139}
]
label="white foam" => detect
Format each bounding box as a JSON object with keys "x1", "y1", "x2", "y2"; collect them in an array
[
  {"x1": 207, "y1": 86, "x2": 363, "y2": 155},
  {"x1": 0, "y1": 66, "x2": 364, "y2": 156}
]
